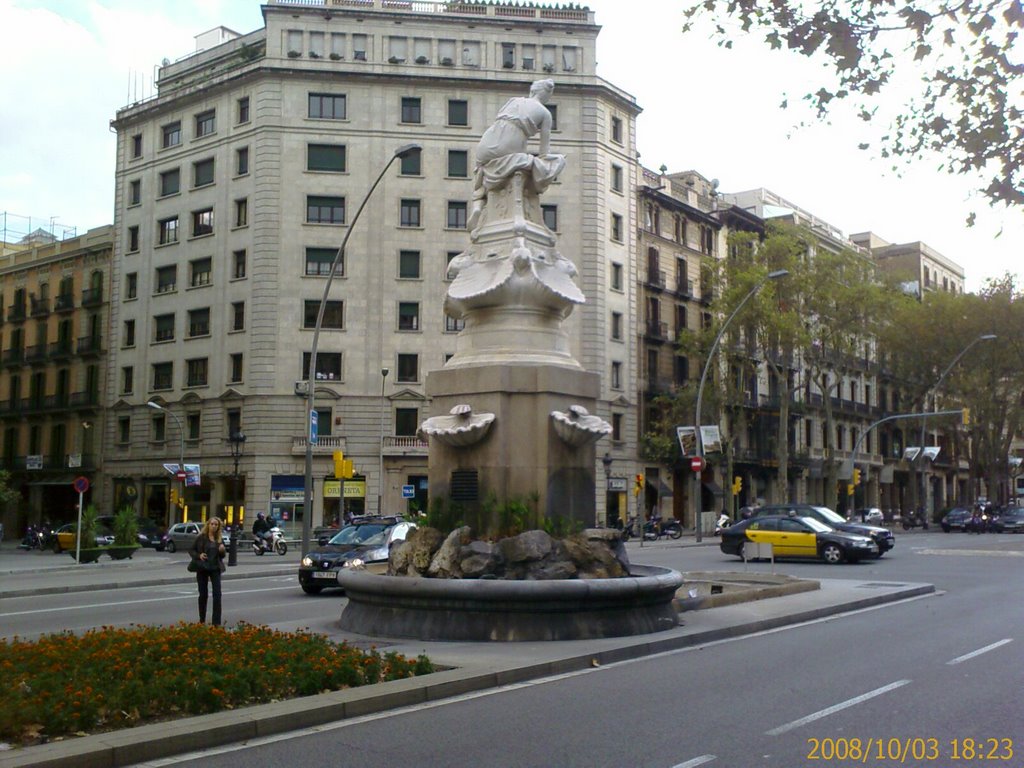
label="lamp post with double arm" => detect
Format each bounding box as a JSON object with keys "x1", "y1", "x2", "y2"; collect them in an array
[
  {"x1": 693, "y1": 269, "x2": 788, "y2": 542},
  {"x1": 147, "y1": 400, "x2": 185, "y2": 522},
  {"x1": 301, "y1": 143, "x2": 422, "y2": 557},
  {"x1": 227, "y1": 430, "x2": 246, "y2": 566}
]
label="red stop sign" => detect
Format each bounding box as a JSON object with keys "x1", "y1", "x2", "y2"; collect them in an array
[{"x1": 690, "y1": 456, "x2": 705, "y2": 473}]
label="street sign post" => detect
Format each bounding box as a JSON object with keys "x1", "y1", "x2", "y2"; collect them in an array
[
  {"x1": 309, "y1": 410, "x2": 319, "y2": 445},
  {"x1": 72, "y1": 477, "x2": 89, "y2": 564}
]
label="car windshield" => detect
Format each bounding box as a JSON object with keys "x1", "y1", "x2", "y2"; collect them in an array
[
  {"x1": 329, "y1": 524, "x2": 390, "y2": 546},
  {"x1": 801, "y1": 517, "x2": 833, "y2": 533},
  {"x1": 812, "y1": 506, "x2": 845, "y2": 524}
]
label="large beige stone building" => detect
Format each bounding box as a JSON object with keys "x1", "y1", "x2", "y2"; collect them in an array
[{"x1": 106, "y1": 0, "x2": 641, "y2": 534}]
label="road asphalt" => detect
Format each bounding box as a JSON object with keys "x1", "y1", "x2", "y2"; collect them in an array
[{"x1": 0, "y1": 539, "x2": 935, "y2": 768}]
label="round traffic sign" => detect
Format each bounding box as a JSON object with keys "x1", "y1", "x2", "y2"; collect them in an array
[
  {"x1": 72, "y1": 476, "x2": 90, "y2": 493},
  {"x1": 175, "y1": 470, "x2": 187, "y2": 480},
  {"x1": 690, "y1": 456, "x2": 705, "y2": 473}
]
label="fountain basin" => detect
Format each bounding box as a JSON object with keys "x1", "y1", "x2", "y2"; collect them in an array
[{"x1": 337, "y1": 565, "x2": 683, "y2": 642}]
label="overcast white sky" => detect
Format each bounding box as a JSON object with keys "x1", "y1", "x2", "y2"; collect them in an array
[{"x1": 1, "y1": 0, "x2": 1019, "y2": 290}]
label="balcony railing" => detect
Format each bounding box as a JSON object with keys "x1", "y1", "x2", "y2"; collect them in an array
[
  {"x1": 2, "y1": 349, "x2": 23, "y2": 367},
  {"x1": 291, "y1": 435, "x2": 347, "y2": 455},
  {"x1": 6, "y1": 304, "x2": 26, "y2": 322},
  {"x1": 24, "y1": 344, "x2": 48, "y2": 364},
  {"x1": 645, "y1": 321, "x2": 668, "y2": 340},
  {"x1": 29, "y1": 298, "x2": 50, "y2": 317},
  {"x1": 49, "y1": 340, "x2": 73, "y2": 359},
  {"x1": 383, "y1": 435, "x2": 428, "y2": 455},
  {"x1": 698, "y1": 286, "x2": 713, "y2": 305},
  {"x1": 54, "y1": 293, "x2": 75, "y2": 312},
  {"x1": 645, "y1": 270, "x2": 666, "y2": 289},
  {"x1": 675, "y1": 278, "x2": 693, "y2": 297},
  {"x1": 77, "y1": 336, "x2": 102, "y2": 356},
  {"x1": 69, "y1": 390, "x2": 100, "y2": 409},
  {"x1": 81, "y1": 287, "x2": 103, "y2": 307}
]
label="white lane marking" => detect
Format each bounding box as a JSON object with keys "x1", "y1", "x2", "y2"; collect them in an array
[
  {"x1": 0, "y1": 586, "x2": 296, "y2": 618},
  {"x1": 916, "y1": 548, "x2": 1024, "y2": 557},
  {"x1": 947, "y1": 638, "x2": 1013, "y2": 665},
  {"x1": 766, "y1": 680, "x2": 911, "y2": 736},
  {"x1": 671, "y1": 756, "x2": 716, "y2": 768}
]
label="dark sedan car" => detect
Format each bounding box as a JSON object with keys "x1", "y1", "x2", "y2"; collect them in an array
[
  {"x1": 298, "y1": 517, "x2": 416, "y2": 594},
  {"x1": 990, "y1": 508, "x2": 1024, "y2": 533},
  {"x1": 96, "y1": 515, "x2": 165, "y2": 548},
  {"x1": 752, "y1": 504, "x2": 894, "y2": 556},
  {"x1": 941, "y1": 507, "x2": 973, "y2": 532},
  {"x1": 720, "y1": 515, "x2": 878, "y2": 564}
]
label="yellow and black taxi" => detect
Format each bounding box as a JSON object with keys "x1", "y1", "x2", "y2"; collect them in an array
[
  {"x1": 752, "y1": 504, "x2": 894, "y2": 556},
  {"x1": 720, "y1": 514, "x2": 878, "y2": 564}
]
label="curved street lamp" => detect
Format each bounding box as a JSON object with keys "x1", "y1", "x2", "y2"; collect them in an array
[
  {"x1": 147, "y1": 400, "x2": 185, "y2": 523},
  {"x1": 227, "y1": 430, "x2": 246, "y2": 566},
  {"x1": 693, "y1": 269, "x2": 789, "y2": 541},
  {"x1": 301, "y1": 143, "x2": 422, "y2": 556},
  {"x1": 917, "y1": 333, "x2": 996, "y2": 515}
]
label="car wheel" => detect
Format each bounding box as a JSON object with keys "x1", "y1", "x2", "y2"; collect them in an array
[
  {"x1": 52, "y1": 539, "x2": 62, "y2": 554},
  {"x1": 821, "y1": 543, "x2": 845, "y2": 564},
  {"x1": 941, "y1": 524, "x2": 951, "y2": 532},
  {"x1": 301, "y1": 584, "x2": 323, "y2": 595},
  {"x1": 165, "y1": 540, "x2": 176, "y2": 553},
  {"x1": 735, "y1": 541, "x2": 745, "y2": 561}
]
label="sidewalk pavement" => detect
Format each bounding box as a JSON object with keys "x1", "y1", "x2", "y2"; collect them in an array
[{"x1": 0, "y1": 539, "x2": 936, "y2": 768}]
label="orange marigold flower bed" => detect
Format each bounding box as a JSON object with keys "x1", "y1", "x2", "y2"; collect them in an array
[{"x1": 0, "y1": 623, "x2": 433, "y2": 745}]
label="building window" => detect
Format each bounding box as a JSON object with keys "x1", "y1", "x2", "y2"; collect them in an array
[
  {"x1": 399, "y1": 250, "x2": 421, "y2": 279},
  {"x1": 195, "y1": 109, "x2": 216, "y2": 137},
  {"x1": 308, "y1": 93, "x2": 346, "y2": 119},
  {"x1": 152, "y1": 362, "x2": 173, "y2": 391},
  {"x1": 129, "y1": 179, "x2": 141, "y2": 206},
  {"x1": 231, "y1": 301, "x2": 245, "y2": 331},
  {"x1": 190, "y1": 257, "x2": 212, "y2": 287},
  {"x1": 122, "y1": 319, "x2": 135, "y2": 348},
  {"x1": 397, "y1": 353, "x2": 419, "y2": 382},
  {"x1": 611, "y1": 115, "x2": 623, "y2": 144},
  {"x1": 398, "y1": 302, "x2": 420, "y2": 331},
  {"x1": 131, "y1": 134, "x2": 142, "y2": 158},
  {"x1": 305, "y1": 247, "x2": 338, "y2": 276},
  {"x1": 400, "y1": 148, "x2": 422, "y2": 175},
  {"x1": 127, "y1": 226, "x2": 139, "y2": 253},
  {"x1": 159, "y1": 168, "x2": 180, "y2": 197},
  {"x1": 233, "y1": 249, "x2": 247, "y2": 279},
  {"x1": 121, "y1": 367, "x2": 133, "y2": 395},
  {"x1": 674, "y1": 356, "x2": 689, "y2": 385},
  {"x1": 162, "y1": 121, "x2": 181, "y2": 148},
  {"x1": 611, "y1": 361, "x2": 622, "y2": 390},
  {"x1": 395, "y1": 407, "x2": 419, "y2": 437},
  {"x1": 501, "y1": 42, "x2": 515, "y2": 68},
  {"x1": 235, "y1": 198, "x2": 248, "y2": 227},
  {"x1": 445, "y1": 315, "x2": 465, "y2": 332},
  {"x1": 155, "y1": 265, "x2": 177, "y2": 294},
  {"x1": 612, "y1": 413, "x2": 622, "y2": 441},
  {"x1": 447, "y1": 201, "x2": 468, "y2": 229},
  {"x1": 154, "y1": 313, "x2": 175, "y2": 342},
  {"x1": 237, "y1": 96, "x2": 250, "y2": 124},
  {"x1": 187, "y1": 412, "x2": 201, "y2": 440},
  {"x1": 302, "y1": 351, "x2": 342, "y2": 380},
  {"x1": 611, "y1": 262, "x2": 623, "y2": 291},
  {"x1": 158, "y1": 217, "x2": 178, "y2": 245},
  {"x1": 611, "y1": 311, "x2": 622, "y2": 340},
  {"x1": 611, "y1": 164, "x2": 623, "y2": 193},
  {"x1": 401, "y1": 96, "x2": 422, "y2": 124},
  {"x1": 125, "y1": 272, "x2": 138, "y2": 299},
  {"x1": 541, "y1": 204, "x2": 558, "y2": 231},
  {"x1": 547, "y1": 104, "x2": 558, "y2": 130},
  {"x1": 307, "y1": 144, "x2": 346, "y2": 172},
  {"x1": 191, "y1": 208, "x2": 214, "y2": 237},
  {"x1": 447, "y1": 150, "x2": 468, "y2": 177},
  {"x1": 303, "y1": 299, "x2": 343, "y2": 329},
  {"x1": 193, "y1": 158, "x2": 214, "y2": 187},
  {"x1": 400, "y1": 199, "x2": 421, "y2": 227},
  {"x1": 611, "y1": 213, "x2": 623, "y2": 242},
  {"x1": 307, "y1": 196, "x2": 345, "y2": 224},
  {"x1": 236, "y1": 147, "x2": 249, "y2": 175},
  {"x1": 448, "y1": 99, "x2": 468, "y2": 126},
  {"x1": 445, "y1": 251, "x2": 460, "y2": 280},
  {"x1": 186, "y1": 358, "x2": 208, "y2": 387},
  {"x1": 188, "y1": 308, "x2": 210, "y2": 337},
  {"x1": 229, "y1": 353, "x2": 243, "y2": 383}
]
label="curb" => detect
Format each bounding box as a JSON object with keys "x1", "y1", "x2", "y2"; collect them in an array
[
  {"x1": 0, "y1": 582, "x2": 935, "y2": 768},
  {"x1": 0, "y1": 567, "x2": 297, "y2": 599}
]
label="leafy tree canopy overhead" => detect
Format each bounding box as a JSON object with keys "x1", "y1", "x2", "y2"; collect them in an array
[{"x1": 682, "y1": 1, "x2": 1024, "y2": 216}]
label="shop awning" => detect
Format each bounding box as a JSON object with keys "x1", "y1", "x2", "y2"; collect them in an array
[
  {"x1": 703, "y1": 480, "x2": 724, "y2": 496},
  {"x1": 646, "y1": 479, "x2": 674, "y2": 497}
]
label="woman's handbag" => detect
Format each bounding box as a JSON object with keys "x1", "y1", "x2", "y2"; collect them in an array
[{"x1": 187, "y1": 558, "x2": 199, "y2": 573}]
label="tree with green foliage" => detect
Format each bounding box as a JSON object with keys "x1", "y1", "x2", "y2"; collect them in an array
[{"x1": 682, "y1": 1, "x2": 1024, "y2": 215}]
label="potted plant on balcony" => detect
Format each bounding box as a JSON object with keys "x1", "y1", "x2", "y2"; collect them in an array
[
  {"x1": 69, "y1": 504, "x2": 103, "y2": 563},
  {"x1": 107, "y1": 506, "x2": 140, "y2": 560}
]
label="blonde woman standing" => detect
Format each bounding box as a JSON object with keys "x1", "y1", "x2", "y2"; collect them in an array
[{"x1": 189, "y1": 517, "x2": 226, "y2": 625}]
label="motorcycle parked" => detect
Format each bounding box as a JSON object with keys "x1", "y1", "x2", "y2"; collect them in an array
[
  {"x1": 901, "y1": 509, "x2": 929, "y2": 530},
  {"x1": 252, "y1": 526, "x2": 288, "y2": 556},
  {"x1": 644, "y1": 515, "x2": 683, "y2": 540}
]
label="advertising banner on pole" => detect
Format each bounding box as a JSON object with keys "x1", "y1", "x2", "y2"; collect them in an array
[
  {"x1": 699, "y1": 426, "x2": 722, "y2": 453},
  {"x1": 675, "y1": 426, "x2": 696, "y2": 457}
]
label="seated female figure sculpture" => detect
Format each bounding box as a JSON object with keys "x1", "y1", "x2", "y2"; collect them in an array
[{"x1": 468, "y1": 78, "x2": 566, "y2": 230}]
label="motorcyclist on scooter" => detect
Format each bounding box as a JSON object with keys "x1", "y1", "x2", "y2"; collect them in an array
[{"x1": 252, "y1": 512, "x2": 273, "y2": 552}]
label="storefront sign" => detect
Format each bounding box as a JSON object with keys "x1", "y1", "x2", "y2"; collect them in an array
[{"x1": 324, "y1": 480, "x2": 366, "y2": 498}]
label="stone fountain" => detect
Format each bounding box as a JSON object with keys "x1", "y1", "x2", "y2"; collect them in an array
[{"x1": 338, "y1": 80, "x2": 682, "y2": 640}]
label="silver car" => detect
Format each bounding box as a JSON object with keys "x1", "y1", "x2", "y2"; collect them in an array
[{"x1": 159, "y1": 521, "x2": 228, "y2": 552}]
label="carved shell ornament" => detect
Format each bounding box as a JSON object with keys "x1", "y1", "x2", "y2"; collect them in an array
[
  {"x1": 418, "y1": 404, "x2": 496, "y2": 448},
  {"x1": 550, "y1": 405, "x2": 612, "y2": 447}
]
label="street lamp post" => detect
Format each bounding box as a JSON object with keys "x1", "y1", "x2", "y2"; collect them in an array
[
  {"x1": 693, "y1": 269, "x2": 788, "y2": 542},
  {"x1": 917, "y1": 333, "x2": 996, "y2": 517},
  {"x1": 379, "y1": 367, "x2": 389, "y2": 516},
  {"x1": 301, "y1": 143, "x2": 422, "y2": 557},
  {"x1": 601, "y1": 452, "x2": 613, "y2": 527},
  {"x1": 147, "y1": 400, "x2": 185, "y2": 523},
  {"x1": 227, "y1": 430, "x2": 246, "y2": 566}
]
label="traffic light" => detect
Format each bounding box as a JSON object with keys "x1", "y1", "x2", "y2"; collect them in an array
[
  {"x1": 962, "y1": 407, "x2": 970, "y2": 426},
  {"x1": 853, "y1": 468, "x2": 861, "y2": 486},
  {"x1": 170, "y1": 487, "x2": 179, "y2": 508},
  {"x1": 847, "y1": 483, "x2": 855, "y2": 496},
  {"x1": 633, "y1": 473, "x2": 644, "y2": 495},
  {"x1": 333, "y1": 451, "x2": 355, "y2": 479},
  {"x1": 732, "y1": 476, "x2": 742, "y2": 494}
]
